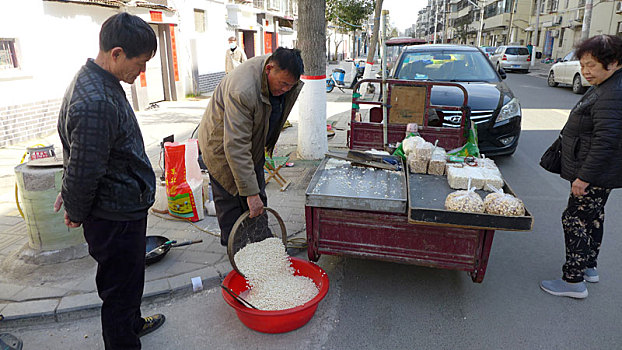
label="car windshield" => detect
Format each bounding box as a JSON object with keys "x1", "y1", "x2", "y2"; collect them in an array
[
  {"x1": 395, "y1": 50, "x2": 500, "y2": 82},
  {"x1": 484, "y1": 47, "x2": 495, "y2": 53},
  {"x1": 505, "y1": 47, "x2": 529, "y2": 55}
]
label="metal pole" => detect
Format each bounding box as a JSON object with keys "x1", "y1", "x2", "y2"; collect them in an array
[
  {"x1": 531, "y1": 0, "x2": 541, "y2": 67},
  {"x1": 581, "y1": 0, "x2": 593, "y2": 40},
  {"x1": 381, "y1": 10, "x2": 389, "y2": 150}
]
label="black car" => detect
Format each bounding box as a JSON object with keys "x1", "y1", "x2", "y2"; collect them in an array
[{"x1": 391, "y1": 44, "x2": 521, "y2": 156}]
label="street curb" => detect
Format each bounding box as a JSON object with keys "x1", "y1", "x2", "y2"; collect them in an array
[{"x1": 0, "y1": 273, "x2": 225, "y2": 328}]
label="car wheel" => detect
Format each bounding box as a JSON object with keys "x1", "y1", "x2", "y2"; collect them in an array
[
  {"x1": 547, "y1": 71, "x2": 558, "y2": 87},
  {"x1": 572, "y1": 74, "x2": 587, "y2": 94}
]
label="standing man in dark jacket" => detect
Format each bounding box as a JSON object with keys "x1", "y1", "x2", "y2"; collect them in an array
[
  {"x1": 541, "y1": 35, "x2": 622, "y2": 299},
  {"x1": 54, "y1": 13, "x2": 165, "y2": 348}
]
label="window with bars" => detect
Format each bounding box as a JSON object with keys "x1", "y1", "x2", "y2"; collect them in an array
[
  {"x1": 194, "y1": 9, "x2": 205, "y2": 32},
  {"x1": 267, "y1": 0, "x2": 280, "y2": 11},
  {"x1": 253, "y1": 0, "x2": 264, "y2": 9},
  {"x1": 0, "y1": 39, "x2": 19, "y2": 70}
]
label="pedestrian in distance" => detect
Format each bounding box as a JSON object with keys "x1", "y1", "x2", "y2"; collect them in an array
[
  {"x1": 198, "y1": 47, "x2": 304, "y2": 246},
  {"x1": 225, "y1": 36, "x2": 247, "y2": 74},
  {"x1": 540, "y1": 34, "x2": 622, "y2": 299},
  {"x1": 54, "y1": 13, "x2": 165, "y2": 348}
]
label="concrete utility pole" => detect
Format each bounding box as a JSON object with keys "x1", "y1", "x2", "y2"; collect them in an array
[
  {"x1": 581, "y1": 0, "x2": 593, "y2": 40},
  {"x1": 531, "y1": 0, "x2": 541, "y2": 67},
  {"x1": 466, "y1": 0, "x2": 484, "y2": 47},
  {"x1": 433, "y1": 0, "x2": 438, "y2": 44},
  {"x1": 442, "y1": 0, "x2": 447, "y2": 43}
]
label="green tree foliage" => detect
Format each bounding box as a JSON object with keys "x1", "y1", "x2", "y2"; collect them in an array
[{"x1": 326, "y1": 0, "x2": 374, "y2": 32}]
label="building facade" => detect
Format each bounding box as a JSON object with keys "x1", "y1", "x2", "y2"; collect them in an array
[
  {"x1": 415, "y1": 0, "x2": 622, "y2": 59},
  {"x1": 0, "y1": 0, "x2": 298, "y2": 147}
]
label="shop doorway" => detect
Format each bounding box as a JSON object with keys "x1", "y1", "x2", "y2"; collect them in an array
[{"x1": 242, "y1": 30, "x2": 256, "y2": 58}]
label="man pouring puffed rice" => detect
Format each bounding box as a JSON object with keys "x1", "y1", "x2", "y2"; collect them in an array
[{"x1": 198, "y1": 48, "x2": 304, "y2": 246}]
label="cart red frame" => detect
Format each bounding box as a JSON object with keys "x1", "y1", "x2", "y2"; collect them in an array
[{"x1": 305, "y1": 79, "x2": 532, "y2": 283}]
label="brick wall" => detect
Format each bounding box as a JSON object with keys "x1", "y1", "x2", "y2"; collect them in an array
[
  {"x1": 0, "y1": 99, "x2": 62, "y2": 147},
  {"x1": 198, "y1": 71, "x2": 225, "y2": 93}
]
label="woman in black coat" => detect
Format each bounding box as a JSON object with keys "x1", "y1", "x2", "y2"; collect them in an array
[{"x1": 541, "y1": 35, "x2": 622, "y2": 299}]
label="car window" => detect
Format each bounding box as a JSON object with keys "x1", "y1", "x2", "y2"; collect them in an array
[
  {"x1": 395, "y1": 50, "x2": 500, "y2": 82},
  {"x1": 485, "y1": 47, "x2": 496, "y2": 53},
  {"x1": 505, "y1": 47, "x2": 529, "y2": 55},
  {"x1": 563, "y1": 51, "x2": 576, "y2": 61}
]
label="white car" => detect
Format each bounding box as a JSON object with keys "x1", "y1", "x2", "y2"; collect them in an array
[{"x1": 547, "y1": 51, "x2": 590, "y2": 94}]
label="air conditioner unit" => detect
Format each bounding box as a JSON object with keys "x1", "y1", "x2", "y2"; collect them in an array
[
  {"x1": 616, "y1": 1, "x2": 622, "y2": 14},
  {"x1": 550, "y1": 29, "x2": 559, "y2": 38}
]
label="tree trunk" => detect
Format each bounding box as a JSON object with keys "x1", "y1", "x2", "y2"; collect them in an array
[
  {"x1": 362, "y1": 0, "x2": 383, "y2": 98},
  {"x1": 296, "y1": 0, "x2": 328, "y2": 159}
]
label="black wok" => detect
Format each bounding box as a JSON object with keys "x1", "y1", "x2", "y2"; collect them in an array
[{"x1": 145, "y1": 235, "x2": 202, "y2": 265}]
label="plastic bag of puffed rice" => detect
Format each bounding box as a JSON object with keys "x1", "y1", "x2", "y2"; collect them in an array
[
  {"x1": 483, "y1": 186, "x2": 525, "y2": 216},
  {"x1": 445, "y1": 185, "x2": 484, "y2": 213}
]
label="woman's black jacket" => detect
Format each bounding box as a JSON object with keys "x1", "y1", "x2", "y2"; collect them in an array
[{"x1": 561, "y1": 68, "x2": 622, "y2": 188}]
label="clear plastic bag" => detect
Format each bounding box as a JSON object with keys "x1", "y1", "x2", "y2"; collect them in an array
[
  {"x1": 445, "y1": 184, "x2": 484, "y2": 213},
  {"x1": 484, "y1": 186, "x2": 525, "y2": 216}
]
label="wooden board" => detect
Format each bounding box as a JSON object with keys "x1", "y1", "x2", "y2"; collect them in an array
[{"x1": 389, "y1": 85, "x2": 426, "y2": 125}]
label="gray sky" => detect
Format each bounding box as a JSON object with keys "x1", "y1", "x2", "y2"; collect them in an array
[{"x1": 384, "y1": 0, "x2": 428, "y2": 32}]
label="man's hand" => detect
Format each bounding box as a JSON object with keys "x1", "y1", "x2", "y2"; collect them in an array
[
  {"x1": 53, "y1": 193, "x2": 63, "y2": 212},
  {"x1": 572, "y1": 178, "x2": 589, "y2": 197},
  {"x1": 247, "y1": 194, "x2": 264, "y2": 218},
  {"x1": 54, "y1": 193, "x2": 82, "y2": 228}
]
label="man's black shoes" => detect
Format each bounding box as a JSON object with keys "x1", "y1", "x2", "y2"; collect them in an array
[{"x1": 138, "y1": 314, "x2": 166, "y2": 337}]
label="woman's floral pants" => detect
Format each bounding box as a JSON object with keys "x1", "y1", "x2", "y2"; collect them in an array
[{"x1": 562, "y1": 185, "x2": 611, "y2": 283}]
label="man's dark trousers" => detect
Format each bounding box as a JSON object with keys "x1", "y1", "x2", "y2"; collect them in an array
[
  {"x1": 83, "y1": 216, "x2": 147, "y2": 350},
  {"x1": 210, "y1": 161, "x2": 268, "y2": 246}
]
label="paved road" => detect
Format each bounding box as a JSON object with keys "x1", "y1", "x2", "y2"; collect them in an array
[{"x1": 7, "y1": 74, "x2": 622, "y2": 349}]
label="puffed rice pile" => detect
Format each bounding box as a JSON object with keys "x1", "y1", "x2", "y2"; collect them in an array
[{"x1": 234, "y1": 237, "x2": 319, "y2": 310}]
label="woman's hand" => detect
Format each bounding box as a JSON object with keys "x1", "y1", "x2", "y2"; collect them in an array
[{"x1": 572, "y1": 178, "x2": 590, "y2": 197}]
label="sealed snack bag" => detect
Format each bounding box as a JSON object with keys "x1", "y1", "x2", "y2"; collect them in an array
[
  {"x1": 445, "y1": 183, "x2": 484, "y2": 213},
  {"x1": 484, "y1": 185, "x2": 525, "y2": 216}
]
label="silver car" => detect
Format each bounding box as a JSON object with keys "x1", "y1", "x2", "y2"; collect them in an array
[
  {"x1": 547, "y1": 50, "x2": 590, "y2": 94},
  {"x1": 490, "y1": 46, "x2": 531, "y2": 73}
]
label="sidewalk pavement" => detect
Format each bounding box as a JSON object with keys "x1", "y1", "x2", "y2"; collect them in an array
[
  {"x1": 526, "y1": 60, "x2": 552, "y2": 79},
  {"x1": 0, "y1": 95, "x2": 351, "y2": 326}
]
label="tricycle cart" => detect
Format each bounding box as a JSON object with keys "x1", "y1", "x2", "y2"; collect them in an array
[{"x1": 305, "y1": 80, "x2": 533, "y2": 283}]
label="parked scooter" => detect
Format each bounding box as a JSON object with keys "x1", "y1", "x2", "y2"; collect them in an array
[{"x1": 326, "y1": 60, "x2": 365, "y2": 93}]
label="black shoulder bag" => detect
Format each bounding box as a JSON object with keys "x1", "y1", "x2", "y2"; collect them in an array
[{"x1": 539, "y1": 134, "x2": 562, "y2": 174}]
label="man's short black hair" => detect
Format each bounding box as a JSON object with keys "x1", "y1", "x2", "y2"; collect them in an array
[
  {"x1": 268, "y1": 47, "x2": 304, "y2": 80},
  {"x1": 99, "y1": 13, "x2": 157, "y2": 59},
  {"x1": 575, "y1": 35, "x2": 622, "y2": 68}
]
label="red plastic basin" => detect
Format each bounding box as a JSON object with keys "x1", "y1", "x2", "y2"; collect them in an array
[{"x1": 221, "y1": 257, "x2": 329, "y2": 333}]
